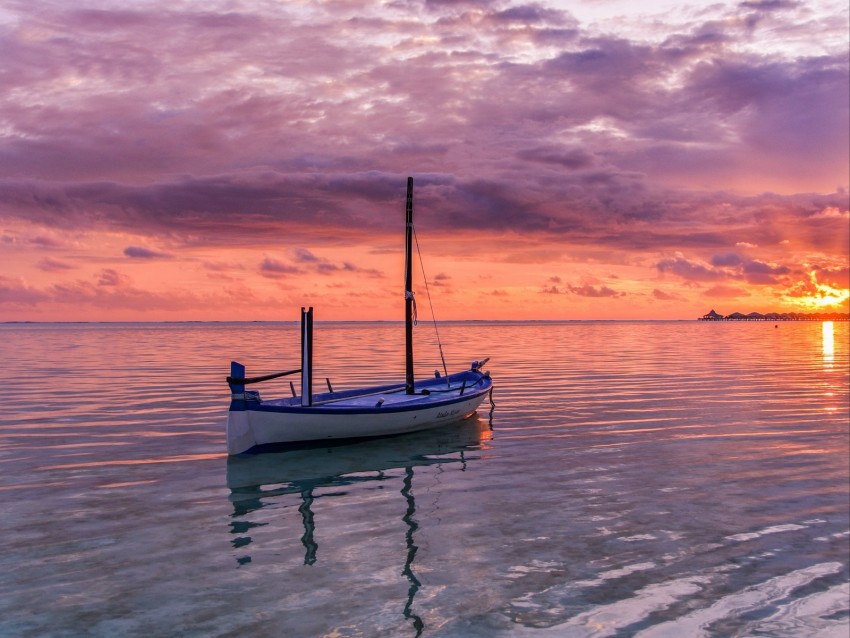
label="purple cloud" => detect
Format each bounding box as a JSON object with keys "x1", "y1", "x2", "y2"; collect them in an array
[
  {"x1": 711, "y1": 253, "x2": 743, "y2": 267},
  {"x1": 659, "y1": 252, "x2": 798, "y2": 286},
  {"x1": 567, "y1": 284, "x2": 623, "y2": 298},
  {"x1": 37, "y1": 258, "x2": 75, "y2": 272},
  {"x1": 657, "y1": 256, "x2": 725, "y2": 281},
  {"x1": 292, "y1": 248, "x2": 321, "y2": 263},
  {"x1": 741, "y1": 259, "x2": 790, "y2": 284},
  {"x1": 260, "y1": 258, "x2": 300, "y2": 278},
  {"x1": 124, "y1": 246, "x2": 170, "y2": 259},
  {"x1": 652, "y1": 289, "x2": 679, "y2": 301},
  {"x1": 98, "y1": 269, "x2": 129, "y2": 287},
  {"x1": 0, "y1": 276, "x2": 49, "y2": 305}
]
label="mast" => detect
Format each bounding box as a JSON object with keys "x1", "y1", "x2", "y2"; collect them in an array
[
  {"x1": 404, "y1": 177, "x2": 415, "y2": 394},
  {"x1": 301, "y1": 307, "x2": 313, "y2": 406}
]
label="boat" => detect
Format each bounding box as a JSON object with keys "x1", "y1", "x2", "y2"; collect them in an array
[{"x1": 225, "y1": 177, "x2": 494, "y2": 454}]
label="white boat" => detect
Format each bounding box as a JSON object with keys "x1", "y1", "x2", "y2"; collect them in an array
[{"x1": 225, "y1": 177, "x2": 493, "y2": 454}]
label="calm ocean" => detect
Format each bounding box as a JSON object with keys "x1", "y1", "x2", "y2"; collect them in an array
[{"x1": 1, "y1": 320, "x2": 848, "y2": 637}]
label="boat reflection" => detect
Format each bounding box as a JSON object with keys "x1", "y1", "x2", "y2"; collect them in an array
[{"x1": 226, "y1": 417, "x2": 492, "y2": 635}]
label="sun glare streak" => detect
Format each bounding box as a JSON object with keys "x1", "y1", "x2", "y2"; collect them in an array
[{"x1": 822, "y1": 321, "x2": 834, "y2": 364}]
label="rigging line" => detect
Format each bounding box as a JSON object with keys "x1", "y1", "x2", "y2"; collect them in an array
[{"x1": 412, "y1": 225, "x2": 449, "y2": 382}]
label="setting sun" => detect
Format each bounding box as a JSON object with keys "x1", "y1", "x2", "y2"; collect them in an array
[{"x1": 784, "y1": 271, "x2": 850, "y2": 311}]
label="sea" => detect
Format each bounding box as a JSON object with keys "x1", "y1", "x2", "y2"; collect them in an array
[{"x1": 0, "y1": 320, "x2": 847, "y2": 637}]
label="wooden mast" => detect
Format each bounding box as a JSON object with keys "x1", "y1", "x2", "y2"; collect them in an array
[
  {"x1": 301, "y1": 307, "x2": 313, "y2": 406},
  {"x1": 404, "y1": 177, "x2": 415, "y2": 394}
]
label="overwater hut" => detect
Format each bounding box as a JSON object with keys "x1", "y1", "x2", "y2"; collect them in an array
[
  {"x1": 698, "y1": 309, "x2": 848, "y2": 321},
  {"x1": 700, "y1": 309, "x2": 724, "y2": 321}
]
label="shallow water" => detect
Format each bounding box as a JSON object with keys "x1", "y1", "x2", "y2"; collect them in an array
[{"x1": 1, "y1": 320, "x2": 848, "y2": 637}]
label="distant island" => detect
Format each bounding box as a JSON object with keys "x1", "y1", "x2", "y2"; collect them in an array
[{"x1": 699, "y1": 309, "x2": 849, "y2": 321}]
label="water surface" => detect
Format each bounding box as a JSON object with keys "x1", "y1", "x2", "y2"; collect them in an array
[{"x1": 1, "y1": 321, "x2": 847, "y2": 636}]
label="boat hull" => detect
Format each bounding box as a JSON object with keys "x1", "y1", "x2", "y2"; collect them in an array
[{"x1": 227, "y1": 370, "x2": 492, "y2": 454}]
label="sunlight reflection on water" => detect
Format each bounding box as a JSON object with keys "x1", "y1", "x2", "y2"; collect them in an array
[
  {"x1": 823, "y1": 320, "x2": 835, "y2": 363},
  {"x1": 0, "y1": 321, "x2": 847, "y2": 637}
]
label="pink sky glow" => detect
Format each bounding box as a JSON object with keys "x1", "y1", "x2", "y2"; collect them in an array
[{"x1": 1, "y1": 0, "x2": 848, "y2": 321}]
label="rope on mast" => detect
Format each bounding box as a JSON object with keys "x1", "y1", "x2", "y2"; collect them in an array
[{"x1": 412, "y1": 225, "x2": 449, "y2": 381}]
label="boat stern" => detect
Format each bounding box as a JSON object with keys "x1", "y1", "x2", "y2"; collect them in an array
[
  {"x1": 226, "y1": 361, "x2": 258, "y2": 454},
  {"x1": 226, "y1": 409, "x2": 257, "y2": 454}
]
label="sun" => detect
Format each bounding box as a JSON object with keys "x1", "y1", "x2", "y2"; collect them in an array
[
  {"x1": 784, "y1": 270, "x2": 850, "y2": 311},
  {"x1": 808, "y1": 281, "x2": 849, "y2": 309},
  {"x1": 809, "y1": 290, "x2": 850, "y2": 308}
]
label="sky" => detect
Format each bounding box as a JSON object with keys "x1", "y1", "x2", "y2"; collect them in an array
[{"x1": 0, "y1": 0, "x2": 848, "y2": 321}]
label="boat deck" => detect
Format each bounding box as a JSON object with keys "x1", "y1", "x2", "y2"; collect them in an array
[{"x1": 259, "y1": 371, "x2": 487, "y2": 410}]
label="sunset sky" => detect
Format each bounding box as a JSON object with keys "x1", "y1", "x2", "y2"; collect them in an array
[{"x1": 1, "y1": 0, "x2": 848, "y2": 321}]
